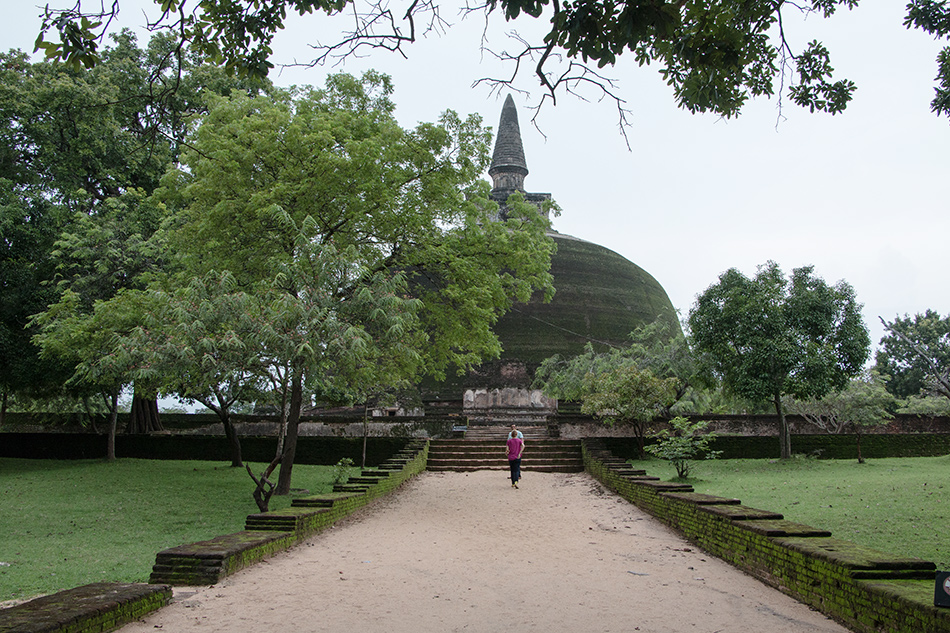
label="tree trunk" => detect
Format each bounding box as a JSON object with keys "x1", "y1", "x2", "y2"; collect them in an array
[
  {"x1": 106, "y1": 391, "x2": 119, "y2": 461},
  {"x1": 276, "y1": 372, "x2": 304, "y2": 495},
  {"x1": 221, "y1": 411, "x2": 243, "y2": 468},
  {"x1": 127, "y1": 391, "x2": 163, "y2": 433},
  {"x1": 773, "y1": 392, "x2": 791, "y2": 459},
  {"x1": 362, "y1": 404, "x2": 368, "y2": 469},
  {"x1": 855, "y1": 431, "x2": 865, "y2": 464},
  {"x1": 0, "y1": 389, "x2": 6, "y2": 426}
]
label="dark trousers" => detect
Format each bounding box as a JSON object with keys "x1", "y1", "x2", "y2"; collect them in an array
[{"x1": 508, "y1": 458, "x2": 521, "y2": 483}]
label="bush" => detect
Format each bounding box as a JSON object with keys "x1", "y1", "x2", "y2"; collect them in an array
[{"x1": 645, "y1": 416, "x2": 721, "y2": 478}]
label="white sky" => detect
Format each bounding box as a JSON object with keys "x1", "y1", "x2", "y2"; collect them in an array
[{"x1": 6, "y1": 2, "x2": 950, "y2": 357}]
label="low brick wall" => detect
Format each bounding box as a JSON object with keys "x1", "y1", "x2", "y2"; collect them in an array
[
  {"x1": 0, "y1": 582, "x2": 171, "y2": 633},
  {"x1": 149, "y1": 439, "x2": 429, "y2": 586},
  {"x1": 582, "y1": 439, "x2": 950, "y2": 633}
]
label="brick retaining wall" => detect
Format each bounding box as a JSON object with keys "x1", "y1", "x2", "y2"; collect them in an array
[
  {"x1": 149, "y1": 439, "x2": 429, "y2": 585},
  {"x1": 582, "y1": 439, "x2": 950, "y2": 633}
]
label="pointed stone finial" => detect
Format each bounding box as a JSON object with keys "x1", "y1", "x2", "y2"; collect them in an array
[{"x1": 489, "y1": 95, "x2": 528, "y2": 194}]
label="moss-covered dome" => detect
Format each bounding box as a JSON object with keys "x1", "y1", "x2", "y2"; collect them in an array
[
  {"x1": 422, "y1": 232, "x2": 679, "y2": 398},
  {"x1": 495, "y1": 233, "x2": 678, "y2": 364},
  {"x1": 419, "y1": 96, "x2": 679, "y2": 402}
]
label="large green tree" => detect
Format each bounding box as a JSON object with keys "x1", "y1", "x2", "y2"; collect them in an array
[
  {"x1": 159, "y1": 71, "x2": 553, "y2": 493},
  {"x1": 11, "y1": 31, "x2": 268, "y2": 428},
  {"x1": 32, "y1": 1, "x2": 950, "y2": 123},
  {"x1": 687, "y1": 261, "x2": 869, "y2": 459},
  {"x1": 0, "y1": 182, "x2": 73, "y2": 419},
  {"x1": 876, "y1": 311, "x2": 950, "y2": 401}
]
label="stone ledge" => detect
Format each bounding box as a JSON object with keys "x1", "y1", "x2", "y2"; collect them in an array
[
  {"x1": 149, "y1": 439, "x2": 429, "y2": 586},
  {"x1": 582, "y1": 439, "x2": 950, "y2": 633},
  {"x1": 0, "y1": 583, "x2": 171, "y2": 633}
]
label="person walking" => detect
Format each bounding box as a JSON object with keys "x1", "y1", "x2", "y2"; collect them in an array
[{"x1": 506, "y1": 429, "x2": 524, "y2": 489}]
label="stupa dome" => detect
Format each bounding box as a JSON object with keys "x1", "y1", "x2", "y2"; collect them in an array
[{"x1": 421, "y1": 96, "x2": 679, "y2": 401}]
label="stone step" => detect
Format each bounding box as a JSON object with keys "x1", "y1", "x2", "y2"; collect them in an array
[
  {"x1": 426, "y1": 437, "x2": 583, "y2": 473},
  {"x1": 428, "y1": 442, "x2": 581, "y2": 450},
  {"x1": 456, "y1": 425, "x2": 551, "y2": 440}
]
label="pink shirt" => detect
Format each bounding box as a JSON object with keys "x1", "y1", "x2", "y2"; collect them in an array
[{"x1": 506, "y1": 436, "x2": 524, "y2": 460}]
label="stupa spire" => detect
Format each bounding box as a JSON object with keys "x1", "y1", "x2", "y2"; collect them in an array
[{"x1": 488, "y1": 95, "x2": 528, "y2": 194}]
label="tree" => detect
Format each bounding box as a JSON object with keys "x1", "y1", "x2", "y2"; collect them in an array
[
  {"x1": 687, "y1": 261, "x2": 869, "y2": 459},
  {"x1": 119, "y1": 271, "x2": 268, "y2": 467},
  {"x1": 905, "y1": 0, "x2": 950, "y2": 117},
  {"x1": 581, "y1": 366, "x2": 679, "y2": 459},
  {"x1": 645, "y1": 416, "x2": 721, "y2": 478},
  {"x1": 37, "y1": 0, "x2": 950, "y2": 127},
  {"x1": 160, "y1": 72, "x2": 553, "y2": 493},
  {"x1": 0, "y1": 182, "x2": 74, "y2": 421},
  {"x1": 785, "y1": 369, "x2": 894, "y2": 463},
  {"x1": 30, "y1": 289, "x2": 148, "y2": 460},
  {"x1": 876, "y1": 311, "x2": 950, "y2": 401},
  {"x1": 535, "y1": 318, "x2": 706, "y2": 407},
  {"x1": 4, "y1": 32, "x2": 268, "y2": 421}
]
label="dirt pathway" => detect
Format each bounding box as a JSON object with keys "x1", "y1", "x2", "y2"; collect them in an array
[{"x1": 119, "y1": 471, "x2": 848, "y2": 633}]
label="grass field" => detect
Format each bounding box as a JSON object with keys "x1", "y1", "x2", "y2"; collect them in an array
[
  {"x1": 0, "y1": 458, "x2": 339, "y2": 603},
  {"x1": 644, "y1": 454, "x2": 950, "y2": 570},
  {"x1": 3, "y1": 455, "x2": 948, "y2": 606}
]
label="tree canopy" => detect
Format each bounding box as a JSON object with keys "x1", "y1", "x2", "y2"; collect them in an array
[
  {"x1": 687, "y1": 261, "x2": 869, "y2": 458},
  {"x1": 29, "y1": 1, "x2": 950, "y2": 124},
  {"x1": 123, "y1": 71, "x2": 553, "y2": 491},
  {"x1": 876, "y1": 310, "x2": 950, "y2": 401}
]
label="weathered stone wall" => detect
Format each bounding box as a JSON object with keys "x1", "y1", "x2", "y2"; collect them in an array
[{"x1": 463, "y1": 387, "x2": 556, "y2": 411}]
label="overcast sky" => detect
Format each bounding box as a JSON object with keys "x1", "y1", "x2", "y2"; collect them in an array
[{"x1": 6, "y1": 2, "x2": 950, "y2": 356}]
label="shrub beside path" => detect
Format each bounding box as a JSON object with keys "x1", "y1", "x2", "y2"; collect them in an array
[{"x1": 119, "y1": 471, "x2": 848, "y2": 633}]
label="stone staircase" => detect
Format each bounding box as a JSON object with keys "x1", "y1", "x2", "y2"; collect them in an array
[
  {"x1": 459, "y1": 425, "x2": 551, "y2": 441},
  {"x1": 427, "y1": 437, "x2": 583, "y2": 473}
]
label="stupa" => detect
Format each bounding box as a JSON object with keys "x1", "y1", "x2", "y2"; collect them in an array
[{"x1": 424, "y1": 95, "x2": 679, "y2": 421}]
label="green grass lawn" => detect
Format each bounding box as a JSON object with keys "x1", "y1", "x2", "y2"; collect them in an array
[
  {"x1": 644, "y1": 454, "x2": 950, "y2": 570},
  {"x1": 0, "y1": 458, "x2": 339, "y2": 603}
]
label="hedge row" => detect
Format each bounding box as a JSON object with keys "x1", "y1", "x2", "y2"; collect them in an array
[
  {"x1": 603, "y1": 432, "x2": 950, "y2": 461},
  {"x1": 0, "y1": 433, "x2": 412, "y2": 465}
]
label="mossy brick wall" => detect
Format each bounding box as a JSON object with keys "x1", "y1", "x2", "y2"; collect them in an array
[
  {"x1": 0, "y1": 433, "x2": 411, "y2": 465},
  {"x1": 582, "y1": 441, "x2": 950, "y2": 633},
  {"x1": 602, "y1": 433, "x2": 950, "y2": 461},
  {"x1": 0, "y1": 582, "x2": 171, "y2": 633},
  {"x1": 150, "y1": 440, "x2": 429, "y2": 586}
]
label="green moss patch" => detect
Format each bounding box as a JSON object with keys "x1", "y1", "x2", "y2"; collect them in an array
[{"x1": 0, "y1": 583, "x2": 171, "y2": 633}]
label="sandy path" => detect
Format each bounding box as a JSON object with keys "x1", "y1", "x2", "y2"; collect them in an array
[{"x1": 120, "y1": 471, "x2": 847, "y2": 633}]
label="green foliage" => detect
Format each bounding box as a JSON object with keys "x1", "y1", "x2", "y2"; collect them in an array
[
  {"x1": 897, "y1": 393, "x2": 950, "y2": 416},
  {"x1": 581, "y1": 365, "x2": 679, "y2": 458},
  {"x1": 32, "y1": 0, "x2": 888, "y2": 120},
  {"x1": 333, "y1": 457, "x2": 356, "y2": 484},
  {"x1": 875, "y1": 310, "x2": 950, "y2": 399},
  {"x1": 645, "y1": 416, "x2": 721, "y2": 478},
  {"x1": 905, "y1": 0, "x2": 950, "y2": 116},
  {"x1": 581, "y1": 366, "x2": 678, "y2": 425},
  {"x1": 785, "y1": 369, "x2": 894, "y2": 435},
  {"x1": 535, "y1": 317, "x2": 701, "y2": 404},
  {"x1": 4, "y1": 32, "x2": 267, "y2": 411},
  {"x1": 165, "y1": 72, "x2": 553, "y2": 385},
  {"x1": 688, "y1": 261, "x2": 870, "y2": 458},
  {"x1": 139, "y1": 71, "x2": 551, "y2": 491}
]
